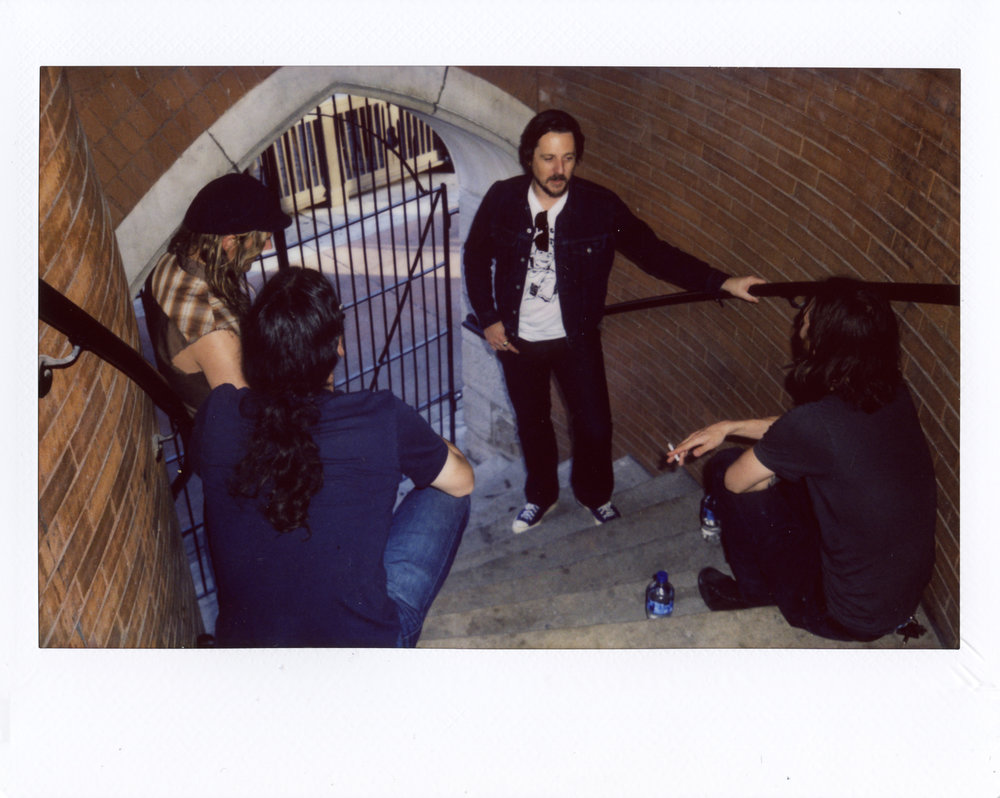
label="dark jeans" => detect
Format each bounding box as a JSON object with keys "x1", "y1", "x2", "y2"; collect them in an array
[
  {"x1": 706, "y1": 448, "x2": 882, "y2": 643},
  {"x1": 498, "y1": 333, "x2": 613, "y2": 509},
  {"x1": 383, "y1": 487, "x2": 471, "y2": 647}
]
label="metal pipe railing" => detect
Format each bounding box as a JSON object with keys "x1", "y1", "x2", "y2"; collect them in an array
[
  {"x1": 463, "y1": 279, "x2": 960, "y2": 337},
  {"x1": 38, "y1": 277, "x2": 194, "y2": 496},
  {"x1": 603, "y1": 280, "x2": 959, "y2": 317}
]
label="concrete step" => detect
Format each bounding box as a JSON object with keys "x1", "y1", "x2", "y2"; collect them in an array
[
  {"x1": 453, "y1": 456, "x2": 698, "y2": 573},
  {"x1": 422, "y1": 577, "x2": 711, "y2": 641},
  {"x1": 418, "y1": 604, "x2": 941, "y2": 649},
  {"x1": 431, "y1": 492, "x2": 724, "y2": 611}
]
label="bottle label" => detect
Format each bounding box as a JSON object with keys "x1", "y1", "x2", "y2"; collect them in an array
[{"x1": 646, "y1": 599, "x2": 673, "y2": 617}]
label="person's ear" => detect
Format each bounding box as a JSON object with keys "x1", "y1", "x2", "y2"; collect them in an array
[{"x1": 337, "y1": 335, "x2": 345, "y2": 358}]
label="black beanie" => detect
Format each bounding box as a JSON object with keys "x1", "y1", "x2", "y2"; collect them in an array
[{"x1": 183, "y1": 173, "x2": 292, "y2": 235}]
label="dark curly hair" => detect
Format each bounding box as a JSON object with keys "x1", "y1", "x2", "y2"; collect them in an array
[
  {"x1": 786, "y1": 277, "x2": 902, "y2": 412},
  {"x1": 230, "y1": 268, "x2": 345, "y2": 534},
  {"x1": 518, "y1": 109, "x2": 586, "y2": 173}
]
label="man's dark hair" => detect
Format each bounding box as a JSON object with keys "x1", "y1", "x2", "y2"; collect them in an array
[
  {"x1": 231, "y1": 268, "x2": 345, "y2": 534},
  {"x1": 787, "y1": 276, "x2": 902, "y2": 412},
  {"x1": 518, "y1": 109, "x2": 586, "y2": 172}
]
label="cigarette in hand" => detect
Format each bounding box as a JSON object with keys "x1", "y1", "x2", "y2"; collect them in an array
[{"x1": 668, "y1": 442, "x2": 680, "y2": 463}]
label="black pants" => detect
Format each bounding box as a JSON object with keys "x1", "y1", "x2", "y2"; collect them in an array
[
  {"x1": 498, "y1": 333, "x2": 613, "y2": 510},
  {"x1": 706, "y1": 448, "x2": 883, "y2": 642}
]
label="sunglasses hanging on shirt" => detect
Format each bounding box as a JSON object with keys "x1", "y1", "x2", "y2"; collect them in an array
[{"x1": 533, "y1": 211, "x2": 549, "y2": 252}]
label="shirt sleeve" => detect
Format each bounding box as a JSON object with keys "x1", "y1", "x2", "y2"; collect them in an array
[
  {"x1": 462, "y1": 181, "x2": 502, "y2": 329},
  {"x1": 754, "y1": 402, "x2": 836, "y2": 482},
  {"x1": 392, "y1": 397, "x2": 449, "y2": 488}
]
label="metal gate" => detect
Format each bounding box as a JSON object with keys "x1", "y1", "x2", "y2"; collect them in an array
[
  {"x1": 251, "y1": 94, "x2": 458, "y2": 438},
  {"x1": 141, "y1": 96, "x2": 460, "y2": 632}
]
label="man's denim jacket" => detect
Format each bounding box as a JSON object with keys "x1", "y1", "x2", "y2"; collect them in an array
[{"x1": 463, "y1": 175, "x2": 730, "y2": 344}]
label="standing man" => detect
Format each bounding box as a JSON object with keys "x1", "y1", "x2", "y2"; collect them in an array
[{"x1": 465, "y1": 109, "x2": 764, "y2": 533}]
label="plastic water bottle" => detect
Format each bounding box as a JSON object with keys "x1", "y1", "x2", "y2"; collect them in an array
[
  {"x1": 700, "y1": 495, "x2": 720, "y2": 542},
  {"x1": 645, "y1": 570, "x2": 674, "y2": 618}
]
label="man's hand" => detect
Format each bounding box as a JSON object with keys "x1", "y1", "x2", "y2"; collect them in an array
[
  {"x1": 669, "y1": 421, "x2": 736, "y2": 465},
  {"x1": 670, "y1": 416, "x2": 779, "y2": 465},
  {"x1": 484, "y1": 321, "x2": 519, "y2": 354},
  {"x1": 721, "y1": 275, "x2": 767, "y2": 303}
]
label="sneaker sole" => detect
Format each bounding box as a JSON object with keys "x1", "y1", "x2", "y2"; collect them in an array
[
  {"x1": 591, "y1": 508, "x2": 621, "y2": 526},
  {"x1": 512, "y1": 502, "x2": 557, "y2": 534}
]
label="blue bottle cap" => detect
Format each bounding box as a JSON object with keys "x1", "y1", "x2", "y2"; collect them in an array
[{"x1": 655, "y1": 570, "x2": 668, "y2": 582}]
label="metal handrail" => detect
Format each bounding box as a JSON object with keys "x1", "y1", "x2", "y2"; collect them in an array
[
  {"x1": 38, "y1": 277, "x2": 194, "y2": 496},
  {"x1": 463, "y1": 279, "x2": 960, "y2": 337},
  {"x1": 603, "y1": 280, "x2": 960, "y2": 316}
]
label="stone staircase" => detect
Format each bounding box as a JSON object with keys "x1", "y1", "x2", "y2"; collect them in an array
[{"x1": 418, "y1": 455, "x2": 941, "y2": 649}]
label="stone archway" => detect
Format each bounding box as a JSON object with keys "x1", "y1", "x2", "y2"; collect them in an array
[
  {"x1": 118, "y1": 66, "x2": 533, "y2": 291},
  {"x1": 117, "y1": 65, "x2": 534, "y2": 462}
]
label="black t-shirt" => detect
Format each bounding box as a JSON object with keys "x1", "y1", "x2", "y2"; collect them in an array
[
  {"x1": 191, "y1": 384, "x2": 448, "y2": 647},
  {"x1": 755, "y1": 386, "x2": 936, "y2": 634}
]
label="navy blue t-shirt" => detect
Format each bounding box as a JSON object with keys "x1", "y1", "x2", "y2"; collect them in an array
[
  {"x1": 754, "y1": 386, "x2": 936, "y2": 635},
  {"x1": 191, "y1": 384, "x2": 448, "y2": 647}
]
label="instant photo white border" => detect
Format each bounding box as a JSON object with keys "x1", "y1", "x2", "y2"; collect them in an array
[{"x1": 10, "y1": 2, "x2": 998, "y2": 795}]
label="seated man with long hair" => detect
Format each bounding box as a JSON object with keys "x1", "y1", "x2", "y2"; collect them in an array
[
  {"x1": 191, "y1": 267, "x2": 473, "y2": 647},
  {"x1": 671, "y1": 277, "x2": 936, "y2": 642}
]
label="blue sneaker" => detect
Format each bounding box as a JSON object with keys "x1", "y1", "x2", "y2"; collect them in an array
[
  {"x1": 700, "y1": 495, "x2": 720, "y2": 542},
  {"x1": 512, "y1": 502, "x2": 556, "y2": 534},
  {"x1": 589, "y1": 501, "x2": 621, "y2": 525}
]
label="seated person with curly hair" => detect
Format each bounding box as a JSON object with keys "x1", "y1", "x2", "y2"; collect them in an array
[
  {"x1": 192, "y1": 267, "x2": 473, "y2": 647},
  {"x1": 671, "y1": 277, "x2": 936, "y2": 642}
]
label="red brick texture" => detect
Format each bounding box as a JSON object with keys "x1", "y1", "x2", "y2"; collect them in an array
[
  {"x1": 64, "y1": 66, "x2": 277, "y2": 227},
  {"x1": 39, "y1": 67, "x2": 203, "y2": 647},
  {"x1": 467, "y1": 67, "x2": 960, "y2": 647}
]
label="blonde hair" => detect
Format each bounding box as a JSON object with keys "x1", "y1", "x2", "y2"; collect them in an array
[{"x1": 168, "y1": 227, "x2": 272, "y2": 319}]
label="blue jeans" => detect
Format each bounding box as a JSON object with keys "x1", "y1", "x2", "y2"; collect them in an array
[
  {"x1": 383, "y1": 487, "x2": 470, "y2": 647},
  {"x1": 706, "y1": 448, "x2": 882, "y2": 642},
  {"x1": 498, "y1": 333, "x2": 613, "y2": 509}
]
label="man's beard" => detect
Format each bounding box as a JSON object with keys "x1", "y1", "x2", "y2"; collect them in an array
[{"x1": 537, "y1": 176, "x2": 569, "y2": 198}]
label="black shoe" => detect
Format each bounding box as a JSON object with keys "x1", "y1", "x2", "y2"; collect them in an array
[{"x1": 698, "y1": 567, "x2": 754, "y2": 612}]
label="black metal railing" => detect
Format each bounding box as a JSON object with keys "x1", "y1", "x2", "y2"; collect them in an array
[
  {"x1": 604, "y1": 280, "x2": 960, "y2": 316},
  {"x1": 463, "y1": 279, "x2": 960, "y2": 337},
  {"x1": 39, "y1": 278, "x2": 194, "y2": 498}
]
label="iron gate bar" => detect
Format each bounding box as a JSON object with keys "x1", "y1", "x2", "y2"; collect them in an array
[{"x1": 367, "y1": 187, "x2": 446, "y2": 390}]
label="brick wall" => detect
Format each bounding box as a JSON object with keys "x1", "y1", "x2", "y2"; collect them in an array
[
  {"x1": 38, "y1": 67, "x2": 203, "y2": 647},
  {"x1": 64, "y1": 66, "x2": 277, "y2": 227},
  {"x1": 465, "y1": 67, "x2": 960, "y2": 647}
]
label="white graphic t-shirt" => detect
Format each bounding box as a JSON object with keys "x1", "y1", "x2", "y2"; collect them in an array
[{"x1": 517, "y1": 188, "x2": 568, "y2": 341}]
